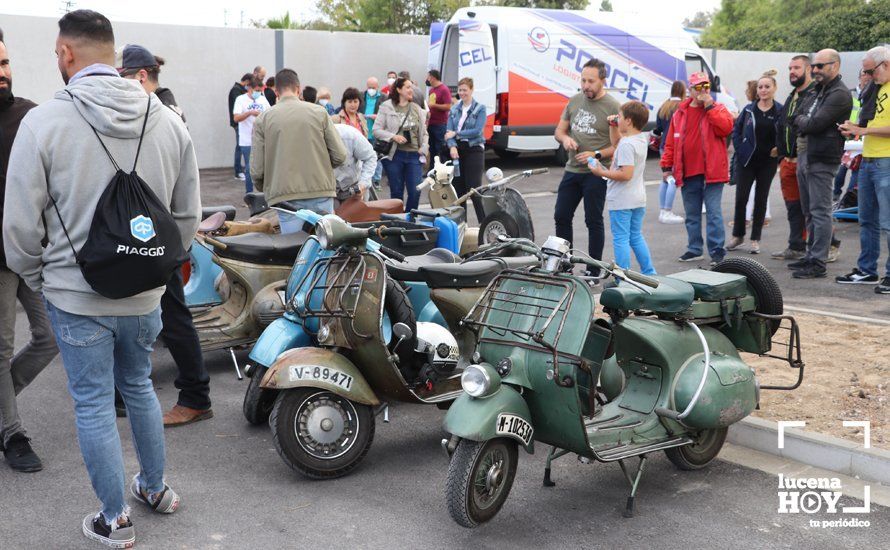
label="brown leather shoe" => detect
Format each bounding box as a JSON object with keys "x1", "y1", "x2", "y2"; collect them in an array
[{"x1": 163, "y1": 405, "x2": 213, "y2": 427}]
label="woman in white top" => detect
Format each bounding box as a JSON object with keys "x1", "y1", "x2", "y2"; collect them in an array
[{"x1": 445, "y1": 77, "x2": 487, "y2": 221}]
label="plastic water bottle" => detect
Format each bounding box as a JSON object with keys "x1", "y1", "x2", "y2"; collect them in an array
[
  {"x1": 665, "y1": 174, "x2": 676, "y2": 186},
  {"x1": 453, "y1": 158, "x2": 461, "y2": 178},
  {"x1": 587, "y1": 156, "x2": 598, "y2": 170}
]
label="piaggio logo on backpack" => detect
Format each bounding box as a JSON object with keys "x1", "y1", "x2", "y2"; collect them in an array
[{"x1": 130, "y1": 215, "x2": 156, "y2": 242}]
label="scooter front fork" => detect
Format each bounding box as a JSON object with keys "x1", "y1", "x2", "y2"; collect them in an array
[
  {"x1": 617, "y1": 454, "x2": 649, "y2": 518},
  {"x1": 542, "y1": 446, "x2": 571, "y2": 487}
]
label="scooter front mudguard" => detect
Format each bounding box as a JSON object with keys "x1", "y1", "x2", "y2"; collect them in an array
[
  {"x1": 248, "y1": 316, "x2": 312, "y2": 368},
  {"x1": 443, "y1": 385, "x2": 534, "y2": 453},
  {"x1": 261, "y1": 347, "x2": 380, "y2": 406}
]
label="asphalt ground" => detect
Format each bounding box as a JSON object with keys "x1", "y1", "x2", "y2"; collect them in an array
[{"x1": 1, "y1": 154, "x2": 887, "y2": 548}]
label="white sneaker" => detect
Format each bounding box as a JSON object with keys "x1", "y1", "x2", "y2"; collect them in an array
[
  {"x1": 660, "y1": 211, "x2": 684, "y2": 224},
  {"x1": 235, "y1": 173, "x2": 246, "y2": 181}
]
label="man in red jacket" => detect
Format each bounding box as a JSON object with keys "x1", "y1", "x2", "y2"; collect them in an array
[{"x1": 661, "y1": 72, "x2": 734, "y2": 265}]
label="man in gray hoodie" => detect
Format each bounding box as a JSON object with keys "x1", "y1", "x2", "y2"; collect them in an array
[{"x1": 3, "y1": 10, "x2": 200, "y2": 549}]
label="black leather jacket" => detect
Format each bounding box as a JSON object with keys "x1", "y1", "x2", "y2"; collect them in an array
[{"x1": 794, "y1": 75, "x2": 852, "y2": 165}]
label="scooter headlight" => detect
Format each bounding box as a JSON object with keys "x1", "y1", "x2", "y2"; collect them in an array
[
  {"x1": 315, "y1": 217, "x2": 333, "y2": 249},
  {"x1": 461, "y1": 363, "x2": 500, "y2": 398}
]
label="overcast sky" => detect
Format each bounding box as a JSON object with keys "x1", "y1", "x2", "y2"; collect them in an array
[{"x1": 2, "y1": 0, "x2": 721, "y2": 28}]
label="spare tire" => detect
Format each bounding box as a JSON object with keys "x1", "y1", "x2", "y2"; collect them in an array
[{"x1": 712, "y1": 257, "x2": 783, "y2": 335}]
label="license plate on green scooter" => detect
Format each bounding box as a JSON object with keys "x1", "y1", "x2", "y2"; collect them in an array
[
  {"x1": 289, "y1": 365, "x2": 354, "y2": 390},
  {"x1": 496, "y1": 413, "x2": 533, "y2": 445}
]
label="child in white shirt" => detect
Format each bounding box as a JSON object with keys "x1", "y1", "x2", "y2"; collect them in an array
[{"x1": 589, "y1": 100, "x2": 656, "y2": 275}]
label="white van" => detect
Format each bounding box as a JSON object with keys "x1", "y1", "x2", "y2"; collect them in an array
[{"x1": 429, "y1": 6, "x2": 736, "y2": 160}]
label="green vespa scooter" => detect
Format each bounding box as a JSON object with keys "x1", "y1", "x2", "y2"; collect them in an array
[{"x1": 438, "y1": 236, "x2": 804, "y2": 527}]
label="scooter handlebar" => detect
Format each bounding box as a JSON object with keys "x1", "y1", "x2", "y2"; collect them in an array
[
  {"x1": 623, "y1": 269, "x2": 660, "y2": 289},
  {"x1": 378, "y1": 246, "x2": 407, "y2": 262}
]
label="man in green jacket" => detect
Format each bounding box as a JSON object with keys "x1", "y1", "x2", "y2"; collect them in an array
[{"x1": 250, "y1": 68, "x2": 347, "y2": 213}]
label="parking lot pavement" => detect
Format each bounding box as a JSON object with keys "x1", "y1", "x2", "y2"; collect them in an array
[
  {"x1": 3, "y1": 158, "x2": 884, "y2": 548},
  {"x1": 1, "y1": 324, "x2": 887, "y2": 548}
]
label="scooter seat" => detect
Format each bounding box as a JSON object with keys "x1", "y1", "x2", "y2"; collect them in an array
[
  {"x1": 201, "y1": 205, "x2": 237, "y2": 221},
  {"x1": 418, "y1": 256, "x2": 540, "y2": 289},
  {"x1": 213, "y1": 231, "x2": 309, "y2": 265},
  {"x1": 386, "y1": 248, "x2": 460, "y2": 282},
  {"x1": 244, "y1": 192, "x2": 269, "y2": 216},
  {"x1": 667, "y1": 269, "x2": 748, "y2": 301},
  {"x1": 599, "y1": 276, "x2": 695, "y2": 314}
]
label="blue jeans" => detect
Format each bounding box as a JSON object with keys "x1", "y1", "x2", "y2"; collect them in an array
[
  {"x1": 46, "y1": 303, "x2": 167, "y2": 523},
  {"x1": 680, "y1": 176, "x2": 726, "y2": 259},
  {"x1": 239, "y1": 146, "x2": 253, "y2": 193},
  {"x1": 609, "y1": 208, "x2": 656, "y2": 275},
  {"x1": 856, "y1": 157, "x2": 890, "y2": 277},
  {"x1": 384, "y1": 150, "x2": 423, "y2": 212},
  {"x1": 659, "y1": 179, "x2": 677, "y2": 210},
  {"x1": 233, "y1": 127, "x2": 242, "y2": 175},
  {"x1": 373, "y1": 158, "x2": 383, "y2": 183},
  {"x1": 833, "y1": 164, "x2": 860, "y2": 197},
  {"x1": 428, "y1": 124, "x2": 447, "y2": 163}
]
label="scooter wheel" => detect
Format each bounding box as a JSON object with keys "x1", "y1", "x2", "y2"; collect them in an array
[
  {"x1": 242, "y1": 366, "x2": 276, "y2": 425},
  {"x1": 478, "y1": 211, "x2": 521, "y2": 246},
  {"x1": 664, "y1": 427, "x2": 728, "y2": 471},
  {"x1": 445, "y1": 438, "x2": 518, "y2": 528},
  {"x1": 270, "y1": 388, "x2": 374, "y2": 479}
]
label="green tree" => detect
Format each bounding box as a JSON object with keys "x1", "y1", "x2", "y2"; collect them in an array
[
  {"x1": 682, "y1": 10, "x2": 713, "y2": 29},
  {"x1": 600, "y1": 0, "x2": 613, "y2": 11},
  {"x1": 700, "y1": 0, "x2": 879, "y2": 51}
]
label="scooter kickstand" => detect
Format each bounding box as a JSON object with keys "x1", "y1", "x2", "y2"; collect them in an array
[
  {"x1": 617, "y1": 455, "x2": 648, "y2": 518},
  {"x1": 543, "y1": 446, "x2": 570, "y2": 487},
  {"x1": 374, "y1": 403, "x2": 390, "y2": 423},
  {"x1": 229, "y1": 348, "x2": 244, "y2": 380}
]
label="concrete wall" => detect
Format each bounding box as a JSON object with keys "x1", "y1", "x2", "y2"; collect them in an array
[
  {"x1": 2, "y1": 12, "x2": 869, "y2": 168},
  {"x1": 0, "y1": 14, "x2": 427, "y2": 169},
  {"x1": 705, "y1": 48, "x2": 867, "y2": 106}
]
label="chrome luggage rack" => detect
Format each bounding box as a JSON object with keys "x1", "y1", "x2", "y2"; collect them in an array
[
  {"x1": 750, "y1": 312, "x2": 805, "y2": 391},
  {"x1": 463, "y1": 270, "x2": 581, "y2": 387},
  {"x1": 294, "y1": 252, "x2": 366, "y2": 320}
]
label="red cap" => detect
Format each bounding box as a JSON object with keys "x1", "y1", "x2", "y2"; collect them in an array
[{"x1": 689, "y1": 72, "x2": 710, "y2": 86}]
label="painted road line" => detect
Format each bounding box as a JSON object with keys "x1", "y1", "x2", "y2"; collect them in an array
[{"x1": 784, "y1": 304, "x2": 890, "y2": 326}]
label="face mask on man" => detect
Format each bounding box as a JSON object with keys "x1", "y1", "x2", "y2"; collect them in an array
[
  {"x1": 250, "y1": 91, "x2": 261, "y2": 100},
  {"x1": 387, "y1": 78, "x2": 395, "y2": 86},
  {"x1": 367, "y1": 88, "x2": 378, "y2": 97},
  {"x1": 319, "y1": 99, "x2": 330, "y2": 106}
]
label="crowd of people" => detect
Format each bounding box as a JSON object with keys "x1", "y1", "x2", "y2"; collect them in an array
[
  {"x1": 0, "y1": 7, "x2": 888, "y2": 549},
  {"x1": 227, "y1": 64, "x2": 488, "y2": 215}
]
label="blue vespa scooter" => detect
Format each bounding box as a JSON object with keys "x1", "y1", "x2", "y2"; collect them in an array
[{"x1": 241, "y1": 210, "x2": 487, "y2": 424}]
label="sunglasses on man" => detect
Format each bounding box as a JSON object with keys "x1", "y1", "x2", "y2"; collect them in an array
[
  {"x1": 863, "y1": 61, "x2": 887, "y2": 77},
  {"x1": 811, "y1": 61, "x2": 837, "y2": 70},
  {"x1": 692, "y1": 83, "x2": 711, "y2": 91}
]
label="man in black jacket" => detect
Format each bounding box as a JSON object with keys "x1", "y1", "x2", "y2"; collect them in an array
[
  {"x1": 119, "y1": 44, "x2": 213, "y2": 427},
  {"x1": 791, "y1": 49, "x2": 852, "y2": 278},
  {"x1": 774, "y1": 54, "x2": 815, "y2": 261},
  {"x1": 229, "y1": 73, "x2": 251, "y2": 179},
  {"x1": 0, "y1": 28, "x2": 59, "y2": 472}
]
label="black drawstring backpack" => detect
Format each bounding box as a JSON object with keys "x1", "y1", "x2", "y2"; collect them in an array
[{"x1": 48, "y1": 92, "x2": 187, "y2": 299}]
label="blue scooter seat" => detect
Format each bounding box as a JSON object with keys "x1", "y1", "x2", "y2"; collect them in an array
[{"x1": 599, "y1": 276, "x2": 695, "y2": 314}]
